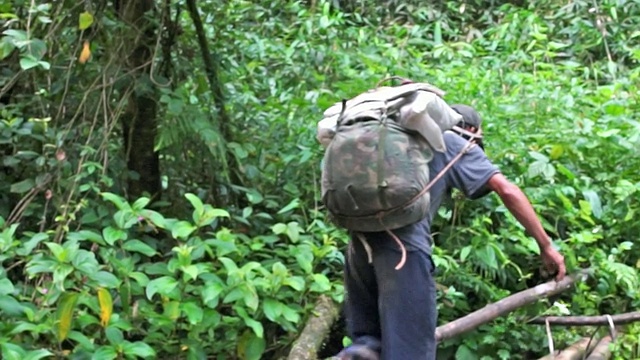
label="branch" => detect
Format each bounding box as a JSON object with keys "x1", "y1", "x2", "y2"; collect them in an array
[
  {"x1": 528, "y1": 311, "x2": 640, "y2": 326},
  {"x1": 585, "y1": 335, "x2": 613, "y2": 360},
  {"x1": 287, "y1": 295, "x2": 340, "y2": 360},
  {"x1": 537, "y1": 337, "x2": 600, "y2": 360},
  {"x1": 436, "y1": 269, "x2": 591, "y2": 342}
]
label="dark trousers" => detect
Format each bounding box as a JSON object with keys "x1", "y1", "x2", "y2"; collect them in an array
[{"x1": 343, "y1": 235, "x2": 437, "y2": 360}]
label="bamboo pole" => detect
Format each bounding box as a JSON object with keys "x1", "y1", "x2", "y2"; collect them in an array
[{"x1": 436, "y1": 269, "x2": 591, "y2": 342}]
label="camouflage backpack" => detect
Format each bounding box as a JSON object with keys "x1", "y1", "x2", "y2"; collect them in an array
[{"x1": 317, "y1": 78, "x2": 471, "y2": 238}]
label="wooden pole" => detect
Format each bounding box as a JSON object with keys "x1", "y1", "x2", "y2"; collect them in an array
[
  {"x1": 287, "y1": 295, "x2": 340, "y2": 360},
  {"x1": 436, "y1": 269, "x2": 591, "y2": 342},
  {"x1": 528, "y1": 312, "x2": 640, "y2": 326},
  {"x1": 537, "y1": 337, "x2": 600, "y2": 360},
  {"x1": 585, "y1": 335, "x2": 613, "y2": 360}
]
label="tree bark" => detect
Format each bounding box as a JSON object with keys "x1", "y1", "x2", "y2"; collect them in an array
[
  {"x1": 287, "y1": 295, "x2": 340, "y2": 360},
  {"x1": 185, "y1": 0, "x2": 243, "y2": 206},
  {"x1": 116, "y1": 0, "x2": 161, "y2": 201},
  {"x1": 585, "y1": 335, "x2": 613, "y2": 360},
  {"x1": 537, "y1": 337, "x2": 600, "y2": 360},
  {"x1": 529, "y1": 312, "x2": 640, "y2": 326},
  {"x1": 435, "y1": 269, "x2": 591, "y2": 342}
]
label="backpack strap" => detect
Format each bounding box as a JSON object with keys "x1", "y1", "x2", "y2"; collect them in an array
[{"x1": 377, "y1": 138, "x2": 478, "y2": 270}]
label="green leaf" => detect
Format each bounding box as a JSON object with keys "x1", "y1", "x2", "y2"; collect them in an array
[
  {"x1": 0, "y1": 295, "x2": 26, "y2": 316},
  {"x1": 131, "y1": 197, "x2": 151, "y2": 211},
  {"x1": 455, "y1": 345, "x2": 478, "y2": 360},
  {"x1": 100, "y1": 192, "x2": 129, "y2": 210},
  {"x1": 0, "y1": 278, "x2": 15, "y2": 296},
  {"x1": 181, "y1": 264, "x2": 199, "y2": 281},
  {"x1": 283, "y1": 276, "x2": 305, "y2": 291},
  {"x1": 91, "y1": 346, "x2": 118, "y2": 360},
  {"x1": 146, "y1": 276, "x2": 179, "y2": 300},
  {"x1": 185, "y1": 193, "x2": 204, "y2": 216},
  {"x1": 23, "y1": 349, "x2": 54, "y2": 360},
  {"x1": 105, "y1": 326, "x2": 124, "y2": 345},
  {"x1": 78, "y1": 11, "x2": 94, "y2": 30},
  {"x1": 310, "y1": 274, "x2": 331, "y2": 293},
  {"x1": 129, "y1": 272, "x2": 150, "y2": 286},
  {"x1": 202, "y1": 282, "x2": 224, "y2": 306},
  {"x1": 45, "y1": 242, "x2": 67, "y2": 262},
  {"x1": 89, "y1": 271, "x2": 121, "y2": 288},
  {"x1": 122, "y1": 341, "x2": 156, "y2": 358},
  {"x1": 1, "y1": 342, "x2": 26, "y2": 360},
  {"x1": 272, "y1": 223, "x2": 287, "y2": 235},
  {"x1": 235, "y1": 307, "x2": 264, "y2": 338},
  {"x1": 170, "y1": 221, "x2": 196, "y2": 240},
  {"x1": 55, "y1": 292, "x2": 80, "y2": 342},
  {"x1": 181, "y1": 301, "x2": 204, "y2": 325},
  {"x1": 460, "y1": 246, "x2": 472, "y2": 262},
  {"x1": 102, "y1": 226, "x2": 127, "y2": 245},
  {"x1": 237, "y1": 330, "x2": 266, "y2": 360},
  {"x1": 122, "y1": 240, "x2": 156, "y2": 257},
  {"x1": 19, "y1": 56, "x2": 39, "y2": 70},
  {"x1": 10, "y1": 178, "x2": 34, "y2": 193},
  {"x1": 66, "y1": 230, "x2": 104, "y2": 245},
  {"x1": 262, "y1": 298, "x2": 282, "y2": 321}
]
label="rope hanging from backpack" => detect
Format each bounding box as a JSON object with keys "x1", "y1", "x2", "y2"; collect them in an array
[{"x1": 378, "y1": 139, "x2": 477, "y2": 270}]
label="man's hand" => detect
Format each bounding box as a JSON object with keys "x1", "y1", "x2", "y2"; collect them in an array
[{"x1": 540, "y1": 246, "x2": 566, "y2": 281}]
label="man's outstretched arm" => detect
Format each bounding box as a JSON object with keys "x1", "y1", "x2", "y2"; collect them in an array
[{"x1": 486, "y1": 173, "x2": 566, "y2": 281}]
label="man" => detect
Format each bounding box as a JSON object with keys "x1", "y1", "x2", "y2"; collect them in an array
[{"x1": 337, "y1": 104, "x2": 566, "y2": 360}]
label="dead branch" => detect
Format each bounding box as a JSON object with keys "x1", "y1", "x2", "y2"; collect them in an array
[
  {"x1": 287, "y1": 295, "x2": 340, "y2": 360},
  {"x1": 585, "y1": 335, "x2": 613, "y2": 360},
  {"x1": 436, "y1": 269, "x2": 591, "y2": 342},
  {"x1": 537, "y1": 336, "x2": 600, "y2": 360},
  {"x1": 528, "y1": 311, "x2": 640, "y2": 326}
]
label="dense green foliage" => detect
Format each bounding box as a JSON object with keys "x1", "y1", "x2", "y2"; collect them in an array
[{"x1": 1, "y1": 0, "x2": 639, "y2": 359}]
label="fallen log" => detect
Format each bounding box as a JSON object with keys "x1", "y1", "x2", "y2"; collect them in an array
[
  {"x1": 537, "y1": 336, "x2": 600, "y2": 360},
  {"x1": 528, "y1": 311, "x2": 640, "y2": 326},
  {"x1": 287, "y1": 295, "x2": 340, "y2": 360},
  {"x1": 585, "y1": 335, "x2": 613, "y2": 360},
  {"x1": 436, "y1": 269, "x2": 591, "y2": 342}
]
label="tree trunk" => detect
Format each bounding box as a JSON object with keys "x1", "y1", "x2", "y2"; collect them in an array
[
  {"x1": 116, "y1": 0, "x2": 161, "y2": 201},
  {"x1": 287, "y1": 295, "x2": 340, "y2": 360}
]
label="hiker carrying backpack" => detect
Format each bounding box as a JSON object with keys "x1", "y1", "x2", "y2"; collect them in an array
[{"x1": 317, "y1": 77, "x2": 480, "y2": 269}]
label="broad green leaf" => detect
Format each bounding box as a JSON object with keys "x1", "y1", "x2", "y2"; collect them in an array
[
  {"x1": 262, "y1": 298, "x2": 282, "y2": 321},
  {"x1": 91, "y1": 346, "x2": 118, "y2": 360},
  {"x1": 163, "y1": 300, "x2": 181, "y2": 320},
  {"x1": 19, "y1": 56, "x2": 39, "y2": 70},
  {"x1": 170, "y1": 221, "x2": 196, "y2": 240},
  {"x1": 122, "y1": 239, "x2": 156, "y2": 257},
  {"x1": 102, "y1": 226, "x2": 127, "y2": 245},
  {"x1": 185, "y1": 193, "x2": 204, "y2": 216},
  {"x1": 310, "y1": 274, "x2": 331, "y2": 293},
  {"x1": 97, "y1": 288, "x2": 113, "y2": 327},
  {"x1": 455, "y1": 345, "x2": 478, "y2": 360},
  {"x1": 105, "y1": 326, "x2": 124, "y2": 345},
  {"x1": 460, "y1": 246, "x2": 472, "y2": 262},
  {"x1": 181, "y1": 264, "x2": 199, "y2": 281},
  {"x1": 1, "y1": 342, "x2": 26, "y2": 360},
  {"x1": 45, "y1": 242, "x2": 67, "y2": 262},
  {"x1": 202, "y1": 282, "x2": 224, "y2": 306},
  {"x1": 0, "y1": 278, "x2": 15, "y2": 296},
  {"x1": 55, "y1": 291, "x2": 80, "y2": 342},
  {"x1": 100, "y1": 192, "x2": 129, "y2": 210},
  {"x1": 90, "y1": 271, "x2": 120, "y2": 288},
  {"x1": 237, "y1": 330, "x2": 266, "y2": 360},
  {"x1": 78, "y1": 11, "x2": 94, "y2": 30},
  {"x1": 0, "y1": 295, "x2": 26, "y2": 316},
  {"x1": 146, "y1": 276, "x2": 178, "y2": 300},
  {"x1": 10, "y1": 178, "x2": 34, "y2": 193},
  {"x1": 182, "y1": 301, "x2": 204, "y2": 325},
  {"x1": 66, "y1": 230, "x2": 103, "y2": 245},
  {"x1": 122, "y1": 342, "x2": 155, "y2": 358},
  {"x1": 23, "y1": 349, "x2": 54, "y2": 360},
  {"x1": 131, "y1": 197, "x2": 151, "y2": 211}
]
